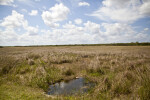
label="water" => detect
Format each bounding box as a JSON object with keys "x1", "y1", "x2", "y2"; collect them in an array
[{"x1": 47, "y1": 77, "x2": 94, "y2": 95}]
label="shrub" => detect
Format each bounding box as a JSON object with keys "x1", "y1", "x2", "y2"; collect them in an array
[
  {"x1": 87, "y1": 67, "x2": 105, "y2": 76},
  {"x1": 0, "y1": 56, "x2": 17, "y2": 75},
  {"x1": 96, "y1": 68, "x2": 105, "y2": 75},
  {"x1": 87, "y1": 68, "x2": 94, "y2": 73},
  {"x1": 26, "y1": 53, "x2": 40, "y2": 60},
  {"x1": 64, "y1": 69, "x2": 74, "y2": 76}
]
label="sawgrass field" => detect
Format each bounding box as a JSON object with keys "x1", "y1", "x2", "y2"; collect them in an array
[{"x1": 0, "y1": 46, "x2": 150, "y2": 100}]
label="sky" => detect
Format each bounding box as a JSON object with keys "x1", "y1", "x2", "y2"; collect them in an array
[{"x1": 0, "y1": 0, "x2": 150, "y2": 46}]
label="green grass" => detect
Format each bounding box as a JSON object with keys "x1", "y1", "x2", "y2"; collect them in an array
[{"x1": 0, "y1": 81, "x2": 49, "y2": 100}]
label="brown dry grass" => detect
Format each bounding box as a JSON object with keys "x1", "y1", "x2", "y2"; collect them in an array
[{"x1": 0, "y1": 46, "x2": 150, "y2": 100}]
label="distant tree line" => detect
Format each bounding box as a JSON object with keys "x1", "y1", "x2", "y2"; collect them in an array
[{"x1": 1, "y1": 42, "x2": 150, "y2": 47}]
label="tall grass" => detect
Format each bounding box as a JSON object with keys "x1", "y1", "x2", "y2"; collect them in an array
[
  {"x1": 0, "y1": 46, "x2": 150, "y2": 100},
  {"x1": 0, "y1": 56, "x2": 18, "y2": 75}
]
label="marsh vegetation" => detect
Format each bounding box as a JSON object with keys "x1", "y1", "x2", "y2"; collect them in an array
[{"x1": 0, "y1": 46, "x2": 150, "y2": 100}]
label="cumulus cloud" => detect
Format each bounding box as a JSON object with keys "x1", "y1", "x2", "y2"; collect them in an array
[
  {"x1": 29, "y1": 10, "x2": 38, "y2": 16},
  {"x1": 46, "y1": 21, "x2": 149, "y2": 44},
  {"x1": 103, "y1": 23, "x2": 150, "y2": 42},
  {"x1": 0, "y1": 10, "x2": 149, "y2": 46},
  {"x1": 24, "y1": 26, "x2": 39, "y2": 36},
  {"x1": 0, "y1": 0, "x2": 13, "y2": 5},
  {"x1": 41, "y1": 3, "x2": 70, "y2": 28},
  {"x1": 0, "y1": 10, "x2": 25, "y2": 28},
  {"x1": 101, "y1": 23, "x2": 135, "y2": 36},
  {"x1": 0, "y1": 10, "x2": 39, "y2": 46},
  {"x1": 0, "y1": 28, "x2": 18, "y2": 41},
  {"x1": 0, "y1": 10, "x2": 38, "y2": 35},
  {"x1": 84, "y1": 21, "x2": 101, "y2": 34},
  {"x1": 74, "y1": 18, "x2": 82, "y2": 25},
  {"x1": 139, "y1": 1, "x2": 150, "y2": 16},
  {"x1": 0, "y1": 0, "x2": 16, "y2": 7},
  {"x1": 78, "y1": 2, "x2": 90, "y2": 6},
  {"x1": 89, "y1": 0, "x2": 150, "y2": 23},
  {"x1": 102, "y1": 0, "x2": 131, "y2": 8}
]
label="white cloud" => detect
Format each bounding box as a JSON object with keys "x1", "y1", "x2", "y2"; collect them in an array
[
  {"x1": 78, "y1": 2, "x2": 90, "y2": 6},
  {"x1": 101, "y1": 23, "x2": 136, "y2": 38},
  {"x1": 74, "y1": 18, "x2": 82, "y2": 25},
  {"x1": 0, "y1": 0, "x2": 16, "y2": 7},
  {"x1": 0, "y1": 0, "x2": 13, "y2": 5},
  {"x1": 24, "y1": 26, "x2": 39, "y2": 36},
  {"x1": 0, "y1": 10, "x2": 39, "y2": 46},
  {"x1": 134, "y1": 32, "x2": 149, "y2": 42},
  {"x1": 101, "y1": 23, "x2": 150, "y2": 43},
  {"x1": 0, "y1": 28, "x2": 18, "y2": 41},
  {"x1": 21, "y1": 9, "x2": 28, "y2": 13},
  {"x1": 0, "y1": 10, "x2": 25, "y2": 28},
  {"x1": 0, "y1": 0, "x2": 35, "y2": 7},
  {"x1": 41, "y1": 3, "x2": 70, "y2": 28},
  {"x1": 144, "y1": 28, "x2": 149, "y2": 31},
  {"x1": 84, "y1": 21, "x2": 101, "y2": 34},
  {"x1": 102, "y1": 0, "x2": 131, "y2": 8},
  {"x1": 0, "y1": 11, "x2": 149, "y2": 46},
  {"x1": 63, "y1": 21, "x2": 76, "y2": 29},
  {"x1": 29, "y1": 10, "x2": 38, "y2": 16},
  {"x1": 17, "y1": 0, "x2": 35, "y2": 7},
  {"x1": 43, "y1": 21, "x2": 149, "y2": 44},
  {"x1": 91, "y1": 7, "x2": 141, "y2": 23},
  {"x1": 0, "y1": 10, "x2": 36, "y2": 35},
  {"x1": 89, "y1": 0, "x2": 150, "y2": 23},
  {"x1": 139, "y1": 1, "x2": 150, "y2": 16}
]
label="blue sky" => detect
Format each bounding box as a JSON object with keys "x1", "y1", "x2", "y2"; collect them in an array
[{"x1": 0, "y1": 0, "x2": 150, "y2": 46}]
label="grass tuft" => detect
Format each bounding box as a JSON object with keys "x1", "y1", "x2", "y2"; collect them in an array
[
  {"x1": 26, "y1": 53, "x2": 41, "y2": 60},
  {"x1": 64, "y1": 69, "x2": 75, "y2": 76}
]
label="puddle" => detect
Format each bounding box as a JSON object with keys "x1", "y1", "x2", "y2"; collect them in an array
[{"x1": 47, "y1": 77, "x2": 95, "y2": 95}]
